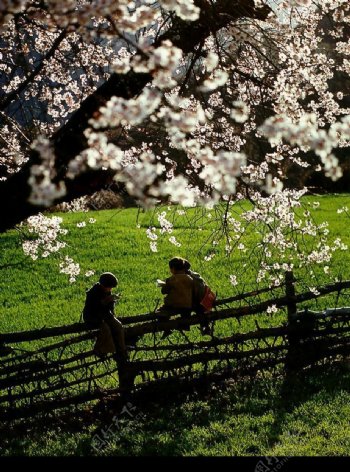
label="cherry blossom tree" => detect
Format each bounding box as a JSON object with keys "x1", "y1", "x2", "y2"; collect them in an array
[{"x1": 0, "y1": 0, "x2": 349, "y2": 286}]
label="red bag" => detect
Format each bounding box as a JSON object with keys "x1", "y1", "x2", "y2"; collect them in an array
[{"x1": 200, "y1": 286, "x2": 216, "y2": 312}]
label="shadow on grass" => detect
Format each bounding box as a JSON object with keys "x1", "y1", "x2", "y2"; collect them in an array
[
  {"x1": 99, "y1": 361, "x2": 350, "y2": 456},
  {"x1": 2, "y1": 360, "x2": 350, "y2": 456}
]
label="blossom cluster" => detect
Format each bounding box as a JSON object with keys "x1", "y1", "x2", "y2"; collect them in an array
[
  {"x1": 28, "y1": 137, "x2": 66, "y2": 206},
  {"x1": 59, "y1": 256, "x2": 81, "y2": 283},
  {"x1": 259, "y1": 114, "x2": 350, "y2": 181},
  {"x1": 21, "y1": 213, "x2": 68, "y2": 260}
]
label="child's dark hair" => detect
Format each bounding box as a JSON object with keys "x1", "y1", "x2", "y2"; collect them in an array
[
  {"x1": 169, "y1": 257, "x2": 191, "y2": 272},
  {"x1": 99, "y1": 272, "x2": 118, "y2": 287}
]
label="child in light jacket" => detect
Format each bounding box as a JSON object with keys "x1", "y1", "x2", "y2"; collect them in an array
[{"x1": 156, "y1": 257, "x2": 194, "y2": 337}]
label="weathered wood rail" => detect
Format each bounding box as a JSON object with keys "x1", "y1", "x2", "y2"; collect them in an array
[{"x1": 1, "y1": 272, "x2": 350, "y2": 421}]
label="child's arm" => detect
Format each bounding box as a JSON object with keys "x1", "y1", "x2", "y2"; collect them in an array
[
  {"x1": 161, "y1": 278, "x2": 171, "y2": 294},
  {"x1": 102, "y1": 293, "x2": 121, "y2": 305}
]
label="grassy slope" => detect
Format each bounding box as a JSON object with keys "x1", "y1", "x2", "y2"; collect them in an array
[{"x1": 1, "y1": 194, "x2": 350, "y2": 456}]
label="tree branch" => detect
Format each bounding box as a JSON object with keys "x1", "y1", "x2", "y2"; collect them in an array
[
  {"x1": 0, "y1": 0, "x2": 271, "y2": 232},
  {"x1": 0, "y1": 28, "x2": 67, "y2": 112}
]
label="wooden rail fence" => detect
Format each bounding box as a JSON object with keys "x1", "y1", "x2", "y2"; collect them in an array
[{"x1": 1, "y1": 271, "x2": 350, "y2": 421}]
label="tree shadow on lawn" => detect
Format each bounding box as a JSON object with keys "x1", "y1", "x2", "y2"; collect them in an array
[
  {"x1": 262, "y1": 359, "x2": 350, "y2": 453},
  {"x1": 87, "y1": 360, "x2": 350, "y2": 456},
  {"x1": 2, "y1": 361, "x2": 350, "y2": 456}
]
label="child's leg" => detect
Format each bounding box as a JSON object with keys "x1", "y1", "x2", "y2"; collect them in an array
[
  {"x1": 106, "y1": 316, "x2": 127, "y2": 355},
  {"x1": 155, "y1": 306, "x2": 173, "y2": 319},
  {"x1": 93, "y1": 321, "x2": 115, "y2": 356},
  {"x1": 196, "y1": 306, "x2": 211, "y2": 334},
  {"x1": 179, "y1": 309, "x2": 192, "y2": 331},
  {"x1": 155, "y1": 307, "x2": 175, "y2": 338}
]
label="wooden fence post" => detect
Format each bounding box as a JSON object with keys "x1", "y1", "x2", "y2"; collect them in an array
[
  {"x1": 285, "y1": 271, "x2": 319, "y2": 372},
  {"x1": 116, "y1": 358, "x2": 136, "y2": 393},
  {"x1": 285, "y1": 270, "x2": 300, "y2": 372},
  {"x1": 113, "y1": 322, "x2": 137, "y2": 394}
]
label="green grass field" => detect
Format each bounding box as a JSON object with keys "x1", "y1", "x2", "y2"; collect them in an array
[{"x1": 1, "y1": 194, "x2": 350, "y2": 456}]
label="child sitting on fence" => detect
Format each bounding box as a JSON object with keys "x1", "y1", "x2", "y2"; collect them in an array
[
  {"x1": 156, "y1": 257, "x2": 216, "y2": 337},
  {"x1": 156, "y1": 257, "x2": 194, "y2": 338},
  {"x1": 182, "y1": 259, "x2": 216, "y2": 335},
  {"x1": 82, "y1": 272, "x2": 128, "y2": 362}
]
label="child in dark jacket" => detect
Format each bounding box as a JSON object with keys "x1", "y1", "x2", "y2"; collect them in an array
[{"x1": 83, "y1": 272, "x2": 127, "y2": 361}]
